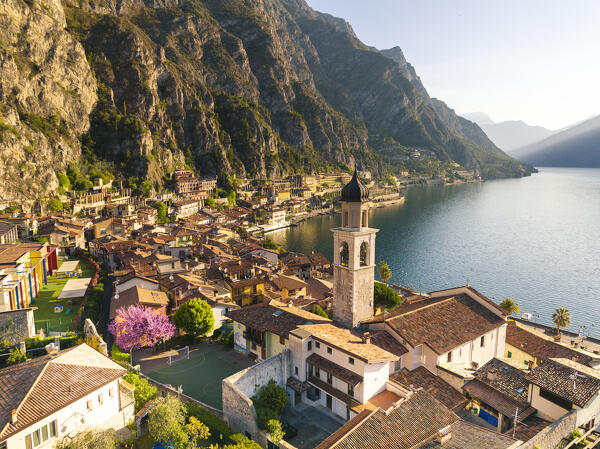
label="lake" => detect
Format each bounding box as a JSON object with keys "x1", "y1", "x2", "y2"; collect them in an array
[{"x1": 271, "y1": 168, "x2": 600, "y2": 337}]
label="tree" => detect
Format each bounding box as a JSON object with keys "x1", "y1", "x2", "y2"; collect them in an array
[
  {"x1": 48, "y1": 197, "x2": 64, "y2": 212},
  {"x1": 174, "y1": 297, "x2": 215, "y2": 338},
  {"x1": 56, "y1": 173, "x2": 71, "y2": 191},
  {"x1": 186, "y1": 416, "x2": 211, "y2": 447},
  {"x1": 124, "y1": 372, "x2": 157, "y2": 412},
  {"x1": 205, "y1": 197, "x2": 215, "y2": 208},
  {"x1": 221, "y1": 434, "x2": 262, "y2": 449},
  {"x1": 252, "y1": 380, "x2": 288, "y2": 414},
  {"x1": 55, "y1": 429, "x2": 116, "y2": 449},
  {"x1": 499, "y1": 298, "x2": 520, "y2": 315},
  {"x1": 377, "y1": 261, "x2": 392, "y2": 283},
  {"x1": 147, "y1": 395, "x2": 189, "y2": 449},
  {"x1": 313, "y1": 304, "x2": 330, "y2": 318},
  {"x1": 374, "y1": 282, "x2": 401, "y2": 311},
  {"x1": 153, "y1": 201, "x2": 168, "y2": 222},
  {"x1": 108, "y1": 305, "x2": 176, "y2": 351},
  {"x1": 552, "y1": 307, "x2": 571, "y2": 336},
  {"x1": 266, "y1": 420, "x2": 284, "y2": 444}
]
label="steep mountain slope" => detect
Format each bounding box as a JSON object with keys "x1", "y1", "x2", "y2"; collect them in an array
[
  {"x1": 463, "y1": 113, "x2": 555, "y2": 153},
  {"x1": 0, "y1": 0, "x2": 531, "y2": 201},
  {"x1": 511, "y1": 115, "x2": 600, "y2": 167}
]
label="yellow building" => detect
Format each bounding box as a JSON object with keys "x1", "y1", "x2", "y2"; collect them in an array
[
  {"x1": 277, "y1": 190, "x2": 291, "y2": 201},
  {"x1": 226, "y1": 277, "x2": 265, "y2": 306}
]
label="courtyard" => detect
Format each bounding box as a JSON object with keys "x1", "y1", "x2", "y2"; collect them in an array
[
  {"x1": 281, "y1": 403, "x2": 345, "y2": 449},
  {"x1": 33, "y1": 257, "x2": 95, "y2": 333},
  {"x1": 137, "y1": 342, "x2": 254, "y2": 410}
]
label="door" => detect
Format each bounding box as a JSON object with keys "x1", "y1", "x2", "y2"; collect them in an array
[
  {"x1": 326, "y1": 394, "x2": 332, "y2": 409},
  {"x1": 478, "y1": 408, "x2": 498, "y2": 427}
]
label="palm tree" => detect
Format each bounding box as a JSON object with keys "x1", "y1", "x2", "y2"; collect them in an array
[
  {"x1": 499, "y1": 298, "x2": 520, "y2": 315},
  {"x1": 552, "y1": 307, "x2": 571, "y2": 336},
  {"x1": 377, "y1": 261, "x2": 392, "y2": 284}
]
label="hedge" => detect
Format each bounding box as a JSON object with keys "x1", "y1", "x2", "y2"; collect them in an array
[{"x1": 186, "y1": 403, "x2": 234, "y2": 440}]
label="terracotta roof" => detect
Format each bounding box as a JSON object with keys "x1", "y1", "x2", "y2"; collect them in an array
[
  {"x1": 226, "y1": 302, "x2": 329, "y2": 338},
  {"x1": 369, "y1": 331, "x2": 409, "y2": 357},
  {"x1": 315, "y1": 390, "x2": 458, "y2": 449},
  {"x1": 503, "y1": 415, "x2": 551, "y2": 442},
  {"x1": 384, "y1": 294, "x2": 505, "y2": 354},
  {"x1": 269, "y1": 274, "x2": 307, "y2": 291},
  {"x1": 110, "y1": 286, "x2": 168, "y2": 319},
  {"x1": 473, "y1": 358, "x2": 530, "y2": 404},
  {"x1": 419, "y1": 420, "x2": 518, "y2": 449},
  {"x1": 527, "y1": 358, "x2": 600, "y2": 407},
  {"x1": 299, "y1": 324, "x2": 398, "y2": 364},
  {"x1": 306, "y1": 353, "x2": 363, "y2": 386},
  {"x1": 464, "y1": 380, "x2": 530, "y2": 418},
  {"x1": 391, "y1": 367, "x2": 467, "y2": 410},
  {"x1": 506, "y1": 321, "x2": 592, "y2": 365},
  {"x1": 0, "y1": 344, "x2": 125, "y2": 440}
]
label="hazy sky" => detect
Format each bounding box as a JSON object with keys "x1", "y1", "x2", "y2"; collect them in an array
[{"x1": 305, "y1": 0, "x2": 600, "y2": 130}]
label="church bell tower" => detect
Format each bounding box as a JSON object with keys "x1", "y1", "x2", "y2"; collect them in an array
[{"x1": 332, "y1": 169, "x2": 378, "y2": 328}]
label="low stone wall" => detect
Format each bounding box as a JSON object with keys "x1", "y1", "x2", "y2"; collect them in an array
[
  {"x1": 521, "y1": 410, "x2": 577, "y2": 449},
  {"x1": 222, "y1": 351, "x2": 291, "y2": 448},
  {"x1": 0, "y1": 308, "x2": 35, "y2": 344}
]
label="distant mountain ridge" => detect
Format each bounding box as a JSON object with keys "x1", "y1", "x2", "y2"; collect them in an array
[
  {"x1": 463, "y1": 113, "x2": 555, "y2": 153},
  {"x1": 510, "y1": 115, "x2": 600, "y2": 167}
]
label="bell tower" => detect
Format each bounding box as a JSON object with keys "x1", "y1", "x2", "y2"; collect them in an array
[{"x1": 332, "y1": 169, "x2": 378, "y2": 328}]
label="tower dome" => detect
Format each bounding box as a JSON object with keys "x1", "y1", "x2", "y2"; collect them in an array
[{"x1": 341, "y1": 169, "x2": 369, "y2": 202}]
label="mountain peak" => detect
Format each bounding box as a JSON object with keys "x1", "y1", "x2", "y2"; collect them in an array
[{"x1": 462, "y1": 112, "x2": 495, "y2": 126}]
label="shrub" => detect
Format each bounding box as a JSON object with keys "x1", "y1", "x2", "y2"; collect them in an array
[
  {"x1": 111, "y1": 343, "x2": 130, "y2": 363},
  {"x1": 252, "y1": 380, "x2": 288, "y2": 415},
  {"x1": 266, "y1": 419, "x2": 284, "y2": 444},
  {"x1": 7, "y1": 348, "x2": 26, "y2": 365},
  {"x1": 186, "y1": 402, "x2": 234, "y2": 439},
  {"x1": 256, "y1": 407, "x2": 279, "y2": 429},
  {"x1": 123, "y1": 372, "x2": 157, "y2": 413}
]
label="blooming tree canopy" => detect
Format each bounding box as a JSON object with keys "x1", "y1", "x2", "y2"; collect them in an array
[{"x1": 109, "y1": 305, "x2": 176, "y2": 351}]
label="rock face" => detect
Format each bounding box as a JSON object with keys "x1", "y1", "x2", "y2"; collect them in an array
[
  {"x1": 0, "y1": 0, "x2": 96, "y2": 200},
  {"x1": 0, "y1": 0, "x2": 532, "y2": 200}
]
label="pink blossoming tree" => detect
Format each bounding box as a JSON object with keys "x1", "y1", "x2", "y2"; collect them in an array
[{"x1": 109, "y1": 305, "x2": 176, "y2": 351}]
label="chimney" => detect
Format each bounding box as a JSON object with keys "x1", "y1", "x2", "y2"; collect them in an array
[
  {"x1": 11, "y1": 410, "x2": 17, "y2": 424},
  {"x1": 487, "y1": 368, "x2": 497, "y2": 382},
  {"x1": 361, "y1": 332, "x2": 371, "y2": 344},
  {"x1": 436, "y1": 426, "x2": 452, "y2": 444}
]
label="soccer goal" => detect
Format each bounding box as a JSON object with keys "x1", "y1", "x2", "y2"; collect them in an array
[{"x1": 167, "y1": 346, "x2": 189, "y2": 366}]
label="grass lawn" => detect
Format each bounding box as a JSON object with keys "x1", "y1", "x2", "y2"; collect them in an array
[
  {"x1": 33, "y1": 257, "x2": 95, "y2": 333},
  {"x1": 146, "y1": 351, "x2": 246, "y2": 410}
]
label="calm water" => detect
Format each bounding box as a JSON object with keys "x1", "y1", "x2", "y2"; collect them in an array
[{"x1": 271, "y1": 168, "x2": 600, "y2": 337}]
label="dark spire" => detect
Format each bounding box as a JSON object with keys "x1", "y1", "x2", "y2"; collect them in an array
[{"x1": 341, "y1": 167, "x2": 369, "y2": 202}]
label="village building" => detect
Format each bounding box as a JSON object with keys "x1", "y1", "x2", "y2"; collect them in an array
[
  {"x1": 0, "y1": 222, "x2": 18, "y2": 244},
  {"x1": 0, "y1": 344, "x2": 134, "y2": 449}
]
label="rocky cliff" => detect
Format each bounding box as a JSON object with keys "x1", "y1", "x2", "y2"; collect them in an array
[{"x1": 0, "y1": 0, "x2": 532, "y2": 200}]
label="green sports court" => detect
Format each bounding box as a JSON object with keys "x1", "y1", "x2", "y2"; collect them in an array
[{"x1": 142, "y1": 344, "x2": 253, "y2": 410}]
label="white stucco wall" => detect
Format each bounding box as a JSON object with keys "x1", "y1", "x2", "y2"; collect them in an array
[{"x1": 5, "y1": 379, "x2": 132, "y2": 449}]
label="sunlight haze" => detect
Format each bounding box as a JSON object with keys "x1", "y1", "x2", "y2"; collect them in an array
[{"x1": 305, "y1": 0, "x2": 600, "y2": 129}]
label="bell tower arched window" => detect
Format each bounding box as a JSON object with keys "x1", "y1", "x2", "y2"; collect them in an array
[
  {"x1": 340, "y1": 241, "x2": 349, "y2": 267},
  {"x1": 360, "y1": 241, "x2": 368, "y2": 267}
]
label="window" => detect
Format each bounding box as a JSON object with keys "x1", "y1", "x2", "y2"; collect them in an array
[
  {"x1": 480, "y1": 336, "x2": 485, "y2": 347},
  {"x1": 327, "y1": 372, "x2": 332, "y2": 384},
  {"x1": 25, "y1": 420, "x2": 57, "y2": 448},
  {"x1": 361, "y1": 210, "x2": 367, "y2": 228},
  {"x1": 87, "y1": 400, "x2": 93, "y2": 411},
  {"x1": 315, "y1": 367, "x2": 320, "y2": 377},
  {"x1": 327, "y1": 347, "x2": 332, "y2": 355},
  {"x1": 339, "y1": 242, "x2": 349, "y2": 267},
  {"x1": 394, "y1": 360, "x2": 401, "y2": 372},
  {"x1": 447, "y1": 352, "x2": 452, "y2": 363},
  {"x1": 343, "y1": 211, "x2": 348, "y2": 227},
  {"x1": 308, "y1": 341, "x2": 312, "y2": 351},
  {"x1": 348, "y1": 357, "x2": 354, "y2": 365},
  {"x1": 98, "y1": 393, "x2": 104, "y2": 405},
  {"x1": 109, "y1": 388, "x2": 114, "y2": 398},
  {"x1": 316, "y1": 341, "x2": 320, "y2": 349},
  {"x1": 279, "y1": 335, "x2": 285, "y2": 345},
  {"x1": 507, "y1": 351, "x2": 512, "y2": 358},
  {"x1": 308, "y1": 364, "x2": 314, "y2": 377},
  {"x1": 295, "y1": 366, "x2": 298, "y2": 375},
  {"x1": 539, "y1": 388, "x2": 573, "y2": 411},
  {"x1": 348, "y1": 383, "x2": 354, "y2": 397},
  {"x1": 359, "y1": 242, "x2": 368, "y2": 267}
]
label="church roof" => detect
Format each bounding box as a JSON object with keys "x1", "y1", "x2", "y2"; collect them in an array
[{"x1": 341, "y1": 170, "x2": 369, "y2": 202}]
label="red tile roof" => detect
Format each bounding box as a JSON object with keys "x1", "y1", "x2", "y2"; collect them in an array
[{"x1": 390, "y1": 367, "x2": 467, "y2": 410}]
